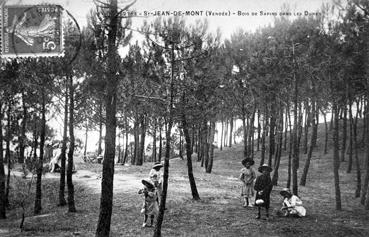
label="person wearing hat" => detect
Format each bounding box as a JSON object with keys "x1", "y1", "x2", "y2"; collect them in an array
[
  {"x1": 254, "y1": 164, "x2": 273, "y2": 220},
  {"x1": 138, "y1": 180, "x2": 159, "y2": 227},
  {"x1": 278, "y1": 188, "x2": 306, "y2": 217},
  {"x1": 149, "y1": 162, "x2": 164, "y2": 204},
  {"x1": 239, "y1": 158, "x2": 256, "y2": 207}
]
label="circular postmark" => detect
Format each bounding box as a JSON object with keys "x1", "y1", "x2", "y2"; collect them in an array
[{"x1": 2, "y1": 4, "x2": 81, "y2": 65}]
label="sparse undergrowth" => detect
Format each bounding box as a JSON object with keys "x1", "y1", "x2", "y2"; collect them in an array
[{"x1": 0, "y1": 141, "x2": 369, "y2": 237}]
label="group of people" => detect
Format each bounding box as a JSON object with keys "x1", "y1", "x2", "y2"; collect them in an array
[
  {"x1": 138, "y1": 162, "x2": 164, "y2": 227},
  {"x1": 239, "y1": 158, "x2": 306, "y2": 220}
]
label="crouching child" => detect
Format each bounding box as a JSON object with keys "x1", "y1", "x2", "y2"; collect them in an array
[
  {"x1": 277, "y1": 188, "x2": 306, "y2": 217},
  {"x1": 138, "y1": 180, "x2": 159, "y2": 227}
]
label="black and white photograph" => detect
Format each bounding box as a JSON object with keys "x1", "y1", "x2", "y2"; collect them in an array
[{"x1": 0, "y1": 0, "x2": 369, "y2": 236}]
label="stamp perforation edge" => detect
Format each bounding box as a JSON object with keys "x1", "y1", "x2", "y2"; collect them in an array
[{"x1": 0, "y1": 4, "x2": 65, "y2": 58}]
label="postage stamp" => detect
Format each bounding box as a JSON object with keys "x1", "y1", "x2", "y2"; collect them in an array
[{"x1": 0, "y1": 4, "x2": 64, "y2": 57}]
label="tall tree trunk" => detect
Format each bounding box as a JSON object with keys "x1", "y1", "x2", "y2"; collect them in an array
[
  {"x1": 341, "y1": 103, "x2": 348, "y2": 162},
  {"x1": 96, "y1": 0, "x2": 119, "y2": 234},
  {"x1": 287, "y1": 102, "x2": 292, "y2": 189},
  {"x1": 257, "y1": 109, "x2": 261, "y2": 151},
  {"x1": 242, "y1": 111, "x2": 247, "y2": 157},
  {"x1": 361, "y1": 99, "x2": 369, "y2": 206},
  {"x1": 34, "y1": 88, "x2": 46, "y2": 215},
  {"x1": 333, "y1": 102, "x2": 342, "y2": 210},
  {"x1": 5, "y1": 103, "x2": 12, "y2": 207},
  {"x1": 97, "y1": 98, "x2": 103, "y2": 156},
  {"x1": 300, "y1": 100, "x2": 318, "y2": 186},
  {"x1": 220, "y1": 119, "x2": 224, "y2": 151},
  {"x1": 132, "y1": 117, "x2": 139, "y2": 165},
  {"x1": 323, "y1": 111, "x2": 328, "y2": 154},
  {"x1": 303, "y1": 101, "x2": 310, "y2": 155},
  {"x1": 223, "y1": 118, "x2": 228, "y2": 148},
  {"x1": 202, "y1": 120, "x2": 209, "y2": 168},
  {"x1": 59, "y1": 82, "x2": 68, "y2": 206},
  {"x1": 272, "y1": 106, "x2": 283, "y2": 185},
  {"x1": 354, "y1": 99, "x2": 361, "y2": 198},
  {"x1": 18, "y1": 93, "x2": 27, "y2": 164},
  {"x1": 154, "y1": 41, "x2": 175, "y2": 237},
  {"x1": 182, "y1": 114, "x2": 200, "y2": 200},
  {"x1": 0, "y1": 101, "x2": 5, "y2": 219},
  {"x1": 152, "y1": 120, "x2": 157, "y2": 162},
  {"x1": 179, "y1": 129, "x2": 183, "y2": 160},
  {"x1": 284, "y1": 104, "x2": 288, "y2": 151},
  {"x1": 292, "y1": 64, "x2": 299, "y2": 195},
  {"x1": 260, "y1": 110, "x2": 268, "y2": 166},
  {"x1": 248, "y1": 107, "x2": 256, "y2": 159},
  {"x1": 347, "y1": 99, "x2": 353, "y2": 173},
  {"x1": 269, "y1": 104, "x2": 276, "y2": 167},
  {"x1": 123, "y1": 117, "x2": 129, "y2": 164},
  {"x1": 137, "y1": 114, "x2": 145, "y2": 165},
  {"x1": 67, "y1": 74, "x2": 76, "y2": 212},
  {"x1": 206, "y1": 120, "x2": 215, "y2": 173},
  {"x1": 229, "y1": 115, "x2": 233, "y2": 148},
  {"x1": 84, "y1": 121, "x2": 88, "y2": 158},
  {"x1": 159, "y1": 122, "x2": 162, "y2": 162}
]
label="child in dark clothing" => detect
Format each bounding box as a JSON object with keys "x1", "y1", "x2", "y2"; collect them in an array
[{"x1": 254, "y1": 164, "x2": 273, "y2": 220}]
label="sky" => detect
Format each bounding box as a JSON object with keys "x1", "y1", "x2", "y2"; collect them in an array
[{"x1": 2, "y1": 0, "x2": 335, "y2": 152}]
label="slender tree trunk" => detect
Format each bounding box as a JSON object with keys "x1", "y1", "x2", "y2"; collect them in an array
[
  {"x1": 257, "y1": 109, "x2": 261, "y2": 151},
  {"x1": 249, "y1": 107, "x2": 256, "y2": 159},
  {"x1": 284, "y1": 104, "x2": 288, "y2": 151},
  {"x1": 206, "y1": 120, "x2": 215, "y2": 173},
  {"x1": 323, "y1": 111, "x2": 328, "y2": 154},
  {"x1": 223, "y1": 118, "x2": 228, "y2": 148},
  {"x1": 292, "y1": 63, "x2": 299, "y2": 195},
  {"x1": 269, "y1": 104, "x2": 276, "y2": 167},
  {"x1": 5, "y1": 103, "x2": 12, "y2": 207},
  {"x1": 123, "y1": 117, "x2": 129, "y2": 164},
  {"x1": 220, "y1": 119, "x2": 224, "y2": 151},
  {"x1": 84, "y1": 121, "x2": 89, "y2": 158},
  {"x1": 67, "y1": 74, "x2": 76, "y2": 212},
  {"x1": 132, "y1": 117, "x2": 139, "y2": 165},
  {"x1": 300, "y1": 100, "x2": 317, "y2": 186},
  {"x1": 34, "y1": 88, "x2": 46, "y2": 215},
  {"x1": 341, "y1": 103, "x2": 348, "y2": 162},
  {"x1": 202, "y1": 120, "x2": 209, "y2": 168},
  {"x1": 152, "y1": 120, "x2": 157, "y2": 162},
  {"x1": 59, "y1": 82, "x2": 68, "y2": 206},
  {"x1": 179, "y1": 129, "x2": 184, "y2": 160},
  {"x1": 229, "y1": 115, "x2": 233, "y2": 148},
  {"x1": 18, "y1": 93, "x2": 27, "y2": 164},
  {"x1": 330, "y1": 111, "x2": 334, "y2": 131},
  {"x1": 97, "y1": 98, "x2": 103, "y2": 156},
  {"x1": 159, "y1": 123, "x2": 162, "y2": 162},
  {"x1": 242, "y1": 111, "x2": 247, "y2": 157},
  {"x1": 354, "y1": 100, "x2": 361, "y2": 198},
  {"x1": 347, "y1": 99, "x2": 353, "y2": 173},
  {"x1": 260, "y1": 110, "x2": 268, "y2": 166},
  {"x1": 137, "y1": 114, "x2": 145, "y2": 165},
  {"x1": 272, "y1": 106, "x2": 283, "y2": 185},
  {"x1": 303, "y1": 101, "x2": 310, "y2": 155},
  {"x1": 287, "y1": 102, "x2": 292, "y2": 189},
  {"x1": 0, "y1": 101, "x2": 5, "y2": 219},
  {"x1": 154, "y1": 41, "x2": 176, "y2": 237},
  {"x1": 361, "y1": 99, "x2": 369, "y2": 206},
  {"x1": 333, "y1": 102, "x2": 342, "y2": 210},
  {"x1": 182, "y1": 114, "x2": 200, "y2": 200},
  {"x1": 96, "y1": 0, "x2": 119, "y2": 234}
]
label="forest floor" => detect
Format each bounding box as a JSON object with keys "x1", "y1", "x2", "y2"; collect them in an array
[{"x1": 1, "y1": 139, "x2": 369, "y2": 236}]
